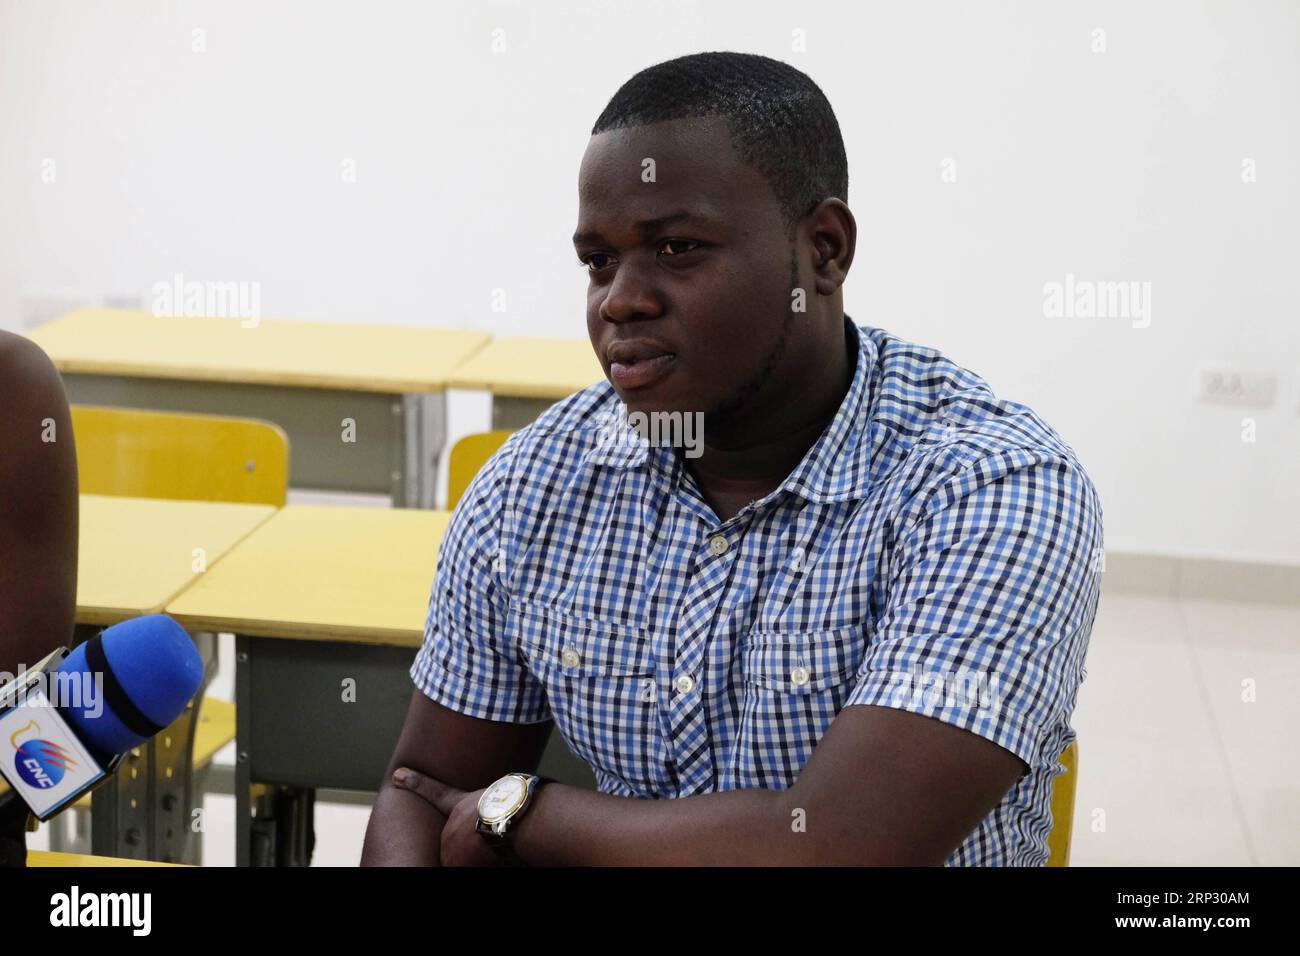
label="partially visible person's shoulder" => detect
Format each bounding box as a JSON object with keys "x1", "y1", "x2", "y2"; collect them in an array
[
  {"x1": 861, "y1": 324, "x2": 1089, "y2": 485},
  {"x1": 0, "y1": 330, "x2": 69, "y2": 430},
  {"x1": 0, "y1": 329, "x2": 61, "y2": 390},
  {"x1": 0, "y1": 328, "x2": 77, "y2": 542}
]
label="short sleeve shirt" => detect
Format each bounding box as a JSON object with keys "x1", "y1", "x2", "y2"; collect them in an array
[{"x1": 412, "y1": 318, "x2": 1103, "y2": 866}]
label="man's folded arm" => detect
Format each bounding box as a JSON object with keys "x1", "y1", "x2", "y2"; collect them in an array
[
  {"x1": 510, "y1": 704, "x2": 1024, "y2": 866},
  {"x1": 360, "y1": 689, "x2": 553, "y2": 866}
]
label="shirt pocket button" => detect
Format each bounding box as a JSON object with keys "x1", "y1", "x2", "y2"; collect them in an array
[{"x1": 743, "y1": 626, "x2": 867, "y2": 694}]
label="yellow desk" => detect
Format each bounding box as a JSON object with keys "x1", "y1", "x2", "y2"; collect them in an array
[
  {"x1": 28, "y1": 850, "x2": 187, "y2": 867},
  {"x1": 66, "y1": 495, "x2": 276, "y2": 864},
  {"x1": 447, "y1": 335, "x2": 603, "y2": 429},
  {"x1": 78, "y1": 494, "x2": 277, "y2": 626},
  {"x1": 28, "y1": 309, "x2": 490, "y2": 506},
  {"x1": 167, "y1": 505, "x2": 449, "y2": 645},
  {"x1": 165, "y1": 505, "x2": 449, "y2": 865}
]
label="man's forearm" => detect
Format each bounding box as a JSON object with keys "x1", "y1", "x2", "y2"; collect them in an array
[
  {"x1": 512, "y1": 783, "x2": 806, "y2": 866},
  {"x1": 361, "y1": 784, "x2": 448, "y2": 865}
]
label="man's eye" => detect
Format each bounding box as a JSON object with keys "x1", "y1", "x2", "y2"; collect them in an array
[
  {"x1": 579, "y1": 253, "x2": 613, "y2": 273},
  {"x1": 658, "y1": 239, "x2": 698, "y2": 256}
]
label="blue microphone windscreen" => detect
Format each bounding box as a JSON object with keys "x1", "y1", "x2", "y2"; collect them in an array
[{"x1": 55, "y1": 614, "x2": 204, "y2": 757}]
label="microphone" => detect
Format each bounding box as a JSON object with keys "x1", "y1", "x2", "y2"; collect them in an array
[
  {"x1": 56, "y1": 613, "x2": 205, "y2": 757},
  {"x1": 0, "y1": 614, "x2": 204, "y2": 829}
]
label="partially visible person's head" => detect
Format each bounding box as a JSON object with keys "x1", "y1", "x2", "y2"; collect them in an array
[{"x1": 576, "y1": 52, "x2": 856, "y2": 434}]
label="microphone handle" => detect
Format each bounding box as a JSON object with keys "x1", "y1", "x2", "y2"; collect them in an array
[{"x1": 0, "y1": 794, "x2": 29, "y2": 867}]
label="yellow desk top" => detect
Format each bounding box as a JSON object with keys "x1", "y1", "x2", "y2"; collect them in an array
[
  {"x1": 28, "y1": 850, "x2": 187, "y2": 867},
  {"x1": 78, "y1": 494, "x2": 277, "y2": 626},
  {"x1": 165, "y1": 505, "x2": 451, "y2": 647},
  {"x1": 447, "y1": 335, "x2": 603, "y2": 399},
  {"x1": 27, "y1": 308, "x2": 490, "y2": 394}
]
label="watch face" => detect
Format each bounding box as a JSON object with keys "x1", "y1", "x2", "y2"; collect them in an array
[{"x1": 478, "y1": 775, "x2": 528, "y2": 825}]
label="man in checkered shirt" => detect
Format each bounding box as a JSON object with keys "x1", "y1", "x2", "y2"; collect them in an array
[{"x1": 363, "y1": 52, "x2": 1102, "y2": 867}]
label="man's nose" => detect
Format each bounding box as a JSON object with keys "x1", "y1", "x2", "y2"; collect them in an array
[{"x1": 598, "y1": 260, "x2": 663, "y2": 324}]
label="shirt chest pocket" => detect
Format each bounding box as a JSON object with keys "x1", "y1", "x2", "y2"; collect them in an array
[
  {"x1": 730, "y1": 625, "x2": 870, "y2": 789},
  {"x1": 512, "y1": 605, "x2": 665, "y2": 793},
  {"x1": 740, "y1": 625, "x2": 869, "y2": 693}
]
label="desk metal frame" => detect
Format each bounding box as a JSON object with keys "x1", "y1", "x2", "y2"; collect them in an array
[
  {"x1": 491, "y1": 395, "x2": 560, "y2": 432},
  {"x1": 232, "y1": 633, "x2": 594, "y2": 866}
]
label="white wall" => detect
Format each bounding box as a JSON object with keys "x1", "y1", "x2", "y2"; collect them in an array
[{"x1": 2, "y1": 0, "x2": 1297, "y2": 563}]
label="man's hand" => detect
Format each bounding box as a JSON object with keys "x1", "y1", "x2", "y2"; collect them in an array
[
  {"x1": 360, "y1": 692, "x2": 554, "y2": 866},
  {"x1": 391, "y1": 768, "x2": 499, "y2": 866}
]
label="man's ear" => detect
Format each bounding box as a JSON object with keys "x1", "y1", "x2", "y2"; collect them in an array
[{"x1": 806, "y1": 198, "x2": 856, "y2": 296}]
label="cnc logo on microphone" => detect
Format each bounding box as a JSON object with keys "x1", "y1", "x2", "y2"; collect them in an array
[{"x1": 9, "y1": 719, "x2": 77, "y2": 790}]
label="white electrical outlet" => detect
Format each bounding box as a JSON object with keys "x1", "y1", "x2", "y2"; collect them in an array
[{"x1": 1197, "y1": 367, "x2": 1278, "y2": 408}]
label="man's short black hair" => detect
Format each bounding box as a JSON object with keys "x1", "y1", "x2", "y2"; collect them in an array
[{"x1": 592, "y1": 51, "x2": 849, "y2": 237}]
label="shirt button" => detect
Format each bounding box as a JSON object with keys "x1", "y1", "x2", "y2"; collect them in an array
[
  {"x1": 560, "y1": 647, "x2": 580, "y2": 668},
  {"x1": 707, "y1": 534, "x2": 729, "y2": 556},
  {"x1": 674, "y1": 674, "x2": 696, "y2": 695},
  {"x1": 790, "y1": 666, "x2": 811, "y2": 687}
]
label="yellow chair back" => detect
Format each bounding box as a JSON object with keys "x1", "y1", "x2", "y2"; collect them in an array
[
  {"x1": 72, "y1": 405, "x2": 289, "y2": 506},
  {"x1": 447, "y1": 430, "x2": 512, "y2": 511},
  {"x1": 1046, "y1": 740, "x2": 1078, "y2": 866}
]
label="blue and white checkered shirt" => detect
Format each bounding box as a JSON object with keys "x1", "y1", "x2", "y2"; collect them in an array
[{"x1": 413, "y1": 318, "x2": 1103, "y2": 866}]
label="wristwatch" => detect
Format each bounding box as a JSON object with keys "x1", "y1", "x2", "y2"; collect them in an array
[{"x1": 475, "y1": 772, "x2": 548, "y2": 864}]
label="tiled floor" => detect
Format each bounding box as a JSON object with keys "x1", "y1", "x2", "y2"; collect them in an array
[
  {"x1": 1069, "y1": 593, "x2": 1298, "y2": 865},
  {"x1": 28, "y1": 588, "x2": 1298, "y2": 866}
]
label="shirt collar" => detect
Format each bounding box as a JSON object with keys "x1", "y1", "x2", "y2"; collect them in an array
[
  {"x1": 583, "y1": 316, "x2": 880, "y2": 504},
  {"x1": 772, "y1": 316, "x2": 879, "y2": 505},
  {"x1": 583, "y1": 399, "x2": 652, "y2": 469}
]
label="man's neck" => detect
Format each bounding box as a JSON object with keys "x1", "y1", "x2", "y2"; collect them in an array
[{"x1": 684, "y1": 318, "x2": 855, "y2": 523}]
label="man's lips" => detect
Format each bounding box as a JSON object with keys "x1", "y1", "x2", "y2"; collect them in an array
[
  {"x1": 610, "y1": 353, "x2": 675, "y2": 390},
  {"x1": 606, "y1": 340, "x2": 677, "y2": 390}
]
